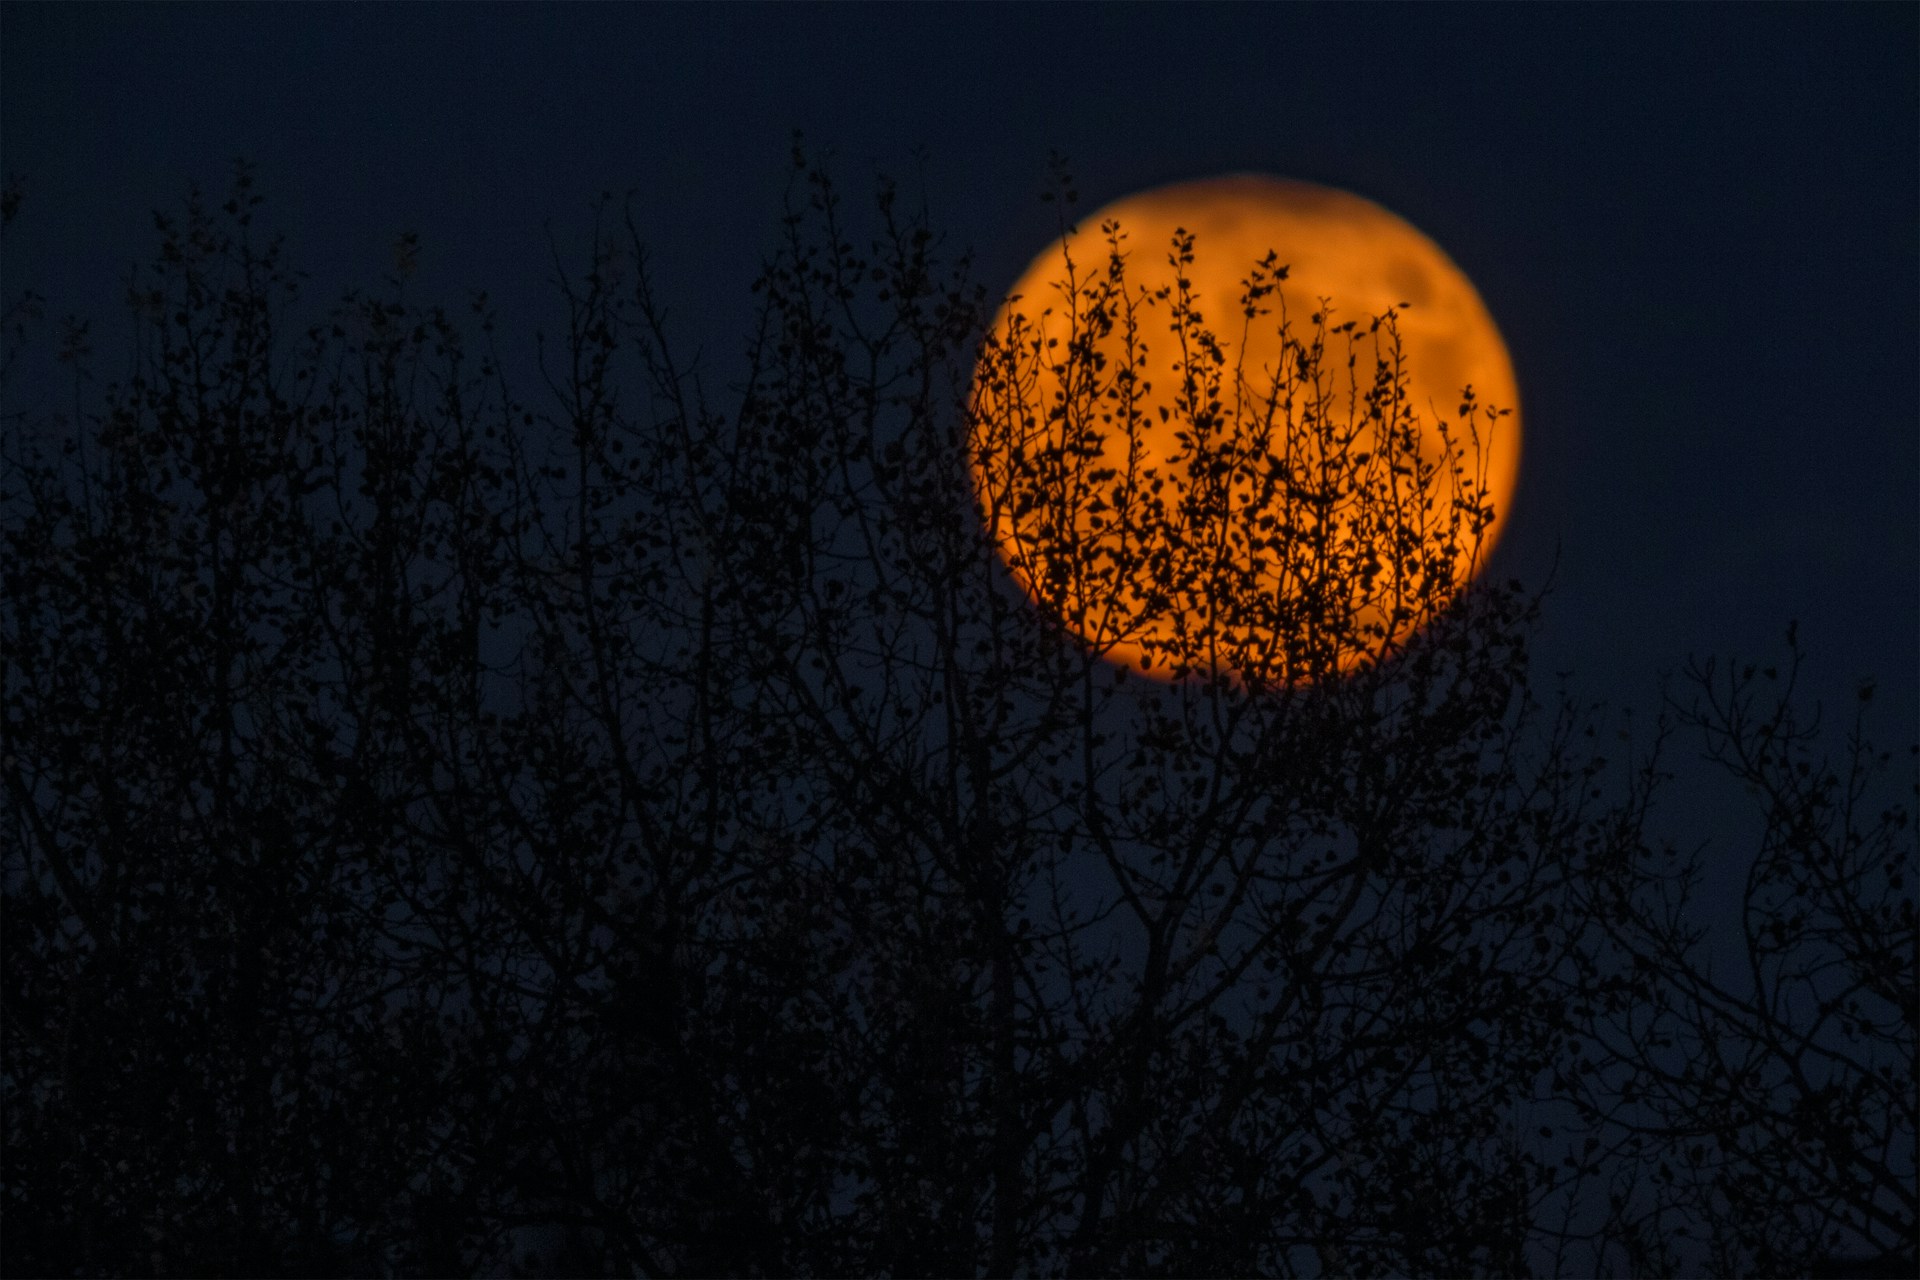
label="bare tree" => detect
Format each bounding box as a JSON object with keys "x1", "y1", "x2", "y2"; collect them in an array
[
  {"x1": 1560, "y1": 637, "x2": 1916, "y2": 1278},
  {"x1": 4, "y1": 154, "x2": 1910, "y2": 1278}
]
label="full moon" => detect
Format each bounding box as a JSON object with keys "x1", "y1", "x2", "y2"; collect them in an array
[{"x1": 968, "y1": 176, "x2": 1521, "y2": 683}]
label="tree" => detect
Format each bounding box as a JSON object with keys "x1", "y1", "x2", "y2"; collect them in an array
[
  {"x1": 1561, "y1": 640, "x2": 1916, "y2": 1278},
  {"x1": 692, "y1": 156, "x2": 1607, "y2": 1278},
  {"x1": 4, "y1": 154, "x2": 1912, "y2": 1277}
]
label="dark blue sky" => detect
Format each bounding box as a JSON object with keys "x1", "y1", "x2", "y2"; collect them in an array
[{"x1": 5, "y1": 1, "x2": 1915, "y2": 747}]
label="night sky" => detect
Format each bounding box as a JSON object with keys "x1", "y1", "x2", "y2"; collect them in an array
[
  {"x1": 6, "y1": 2, "x2": 1915, "y2": 804},
  {"x1": 4, "y1": 4, "x2": 1917, "y2": 1274}
]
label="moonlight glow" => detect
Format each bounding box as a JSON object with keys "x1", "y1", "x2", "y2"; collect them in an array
[{"x1": 969, "y1": 176, "x2": 1522, "y2": 682}]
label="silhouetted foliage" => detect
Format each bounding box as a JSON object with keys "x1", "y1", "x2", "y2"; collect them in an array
[
  {"x1": 4, "y1": 155, "x2": 1913, "y2": 1278},
  {"x1": 1559, "y1": 640, "x2": 1916, "y2": 1277}
]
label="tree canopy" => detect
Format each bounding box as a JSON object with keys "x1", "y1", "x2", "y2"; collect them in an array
[{"x1": 3, "y1": 156, "x2": 1912, "y2": 1278}]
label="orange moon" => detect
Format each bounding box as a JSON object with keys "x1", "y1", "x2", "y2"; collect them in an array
[{"x1": 967, "y1": 175, "x2": 1521, "y2": 683}]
